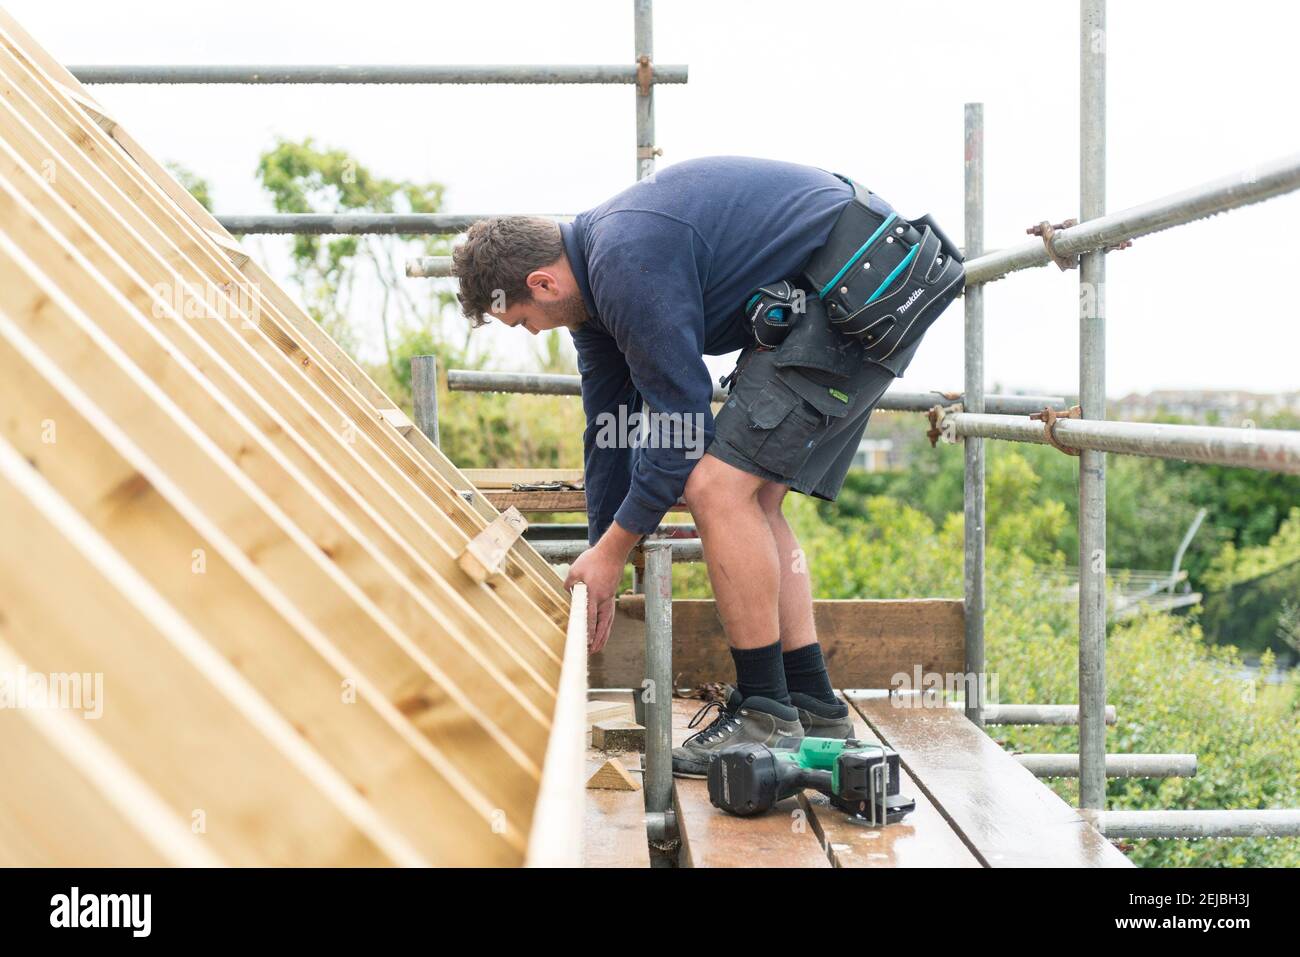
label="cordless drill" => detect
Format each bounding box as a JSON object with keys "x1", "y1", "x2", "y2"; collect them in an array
[{"x1": 707, "y1": 737, "x2": 916, "y2": 825}]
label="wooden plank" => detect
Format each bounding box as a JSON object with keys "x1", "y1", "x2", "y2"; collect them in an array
[
  {"x1": 376, "y1": 406, "x2": 414, "y2": 435},
  {"x1": 0, "y1": 340, "x2": 529, "y2": 861},
  {"x1": 459, "y1": 506, "x2": 529, "y2": 584},
  {"x1": 0, "y1": 22, "x2": 571, "y2": 642},
  {"x1": 0, "y1": 58, "x2": 565, "y2": 700},
  {"x1": 0, "y1": 651, "x2": 214, "y2": 867},
  {"x1": 0, "y1": 439, "x2": 414, "y2": 866},
  {"x1": 485, "y1": 490, "x2": 589, "y2": 512},
  {"x1": 0, "y1": 10, "x2": 568, "y2": 867},
  {"x1": 0, "y1": 223, "x2": 548, "y2": 836},
  {"x1": 526, "y1": 584, "x2": 589, "y2": 867},
  {"x1": 0, "y1": 47, "x2": 566, "y2": 699},
  {"x1": 591, "y1": 597, "x2": 966, "y2": 689},
  {"x1": 848, "y1": 693, "x2": 1134, "y2": 868},
  {"x1": 671, "y1": 698, "x2": 831, "y2": 868},
  {"x1": 583, "y1": 735, "x2": 650, "y2": 868},
  {"x1": 463, "y1": 468, "x2": 583, "y2": 489},
  {"x1": 797, "y1": 694, "x2": 981, "y2": 868}
]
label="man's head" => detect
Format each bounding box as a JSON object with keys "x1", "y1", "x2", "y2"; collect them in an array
[{"x1": 452, "y1": 216, "x2": 589, "y2": 335}]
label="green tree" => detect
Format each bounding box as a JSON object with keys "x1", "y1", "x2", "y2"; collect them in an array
[
  {"x1": 254, "y1": 138, "x2": 585, "y2": 471},
  {"x1": 255, "y1": 136, "x2": 453, "y2": 373},
  {"x1": 166, "y1": 161, "x2": 213, "y2": 212}
]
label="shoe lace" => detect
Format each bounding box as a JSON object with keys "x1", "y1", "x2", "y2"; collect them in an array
[{"x1": 683, "y1": 700, "x2": 740, "y2": 747}]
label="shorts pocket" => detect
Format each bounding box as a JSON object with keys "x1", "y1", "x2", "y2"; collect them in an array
[{"x1": 733, "y1": 378, "x2": 825, "y2": 477}]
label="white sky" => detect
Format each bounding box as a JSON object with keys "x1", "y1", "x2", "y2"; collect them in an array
[{"x1": 11, "y1": 0, "x2": 1300, "y2": 398}]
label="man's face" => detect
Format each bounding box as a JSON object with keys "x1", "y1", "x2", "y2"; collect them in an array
[
  {"x1": 492, "y1": 263, "x2": 588, "y2": 335},
  {"x1": 495, "y1": 291, "x2": 588, "y2": 336}
]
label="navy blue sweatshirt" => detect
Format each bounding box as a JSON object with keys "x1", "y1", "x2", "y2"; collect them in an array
[{"x1": 561, "y1": 156, "x2": 866, "y2": 543}]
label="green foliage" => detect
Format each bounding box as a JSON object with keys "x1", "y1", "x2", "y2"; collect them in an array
[
  {"x1": 254, "y1": 139, "x2": 587, "y2": 471},
  {"x1": 255, "y1": 137, "x2": 455, "y2": 377},
  {"x1": 1203, "y1": 507, "x2": 1300, "y2": 590},
  {"x1": 165, "y1": 161, "x2": 213, "y2": 211}
]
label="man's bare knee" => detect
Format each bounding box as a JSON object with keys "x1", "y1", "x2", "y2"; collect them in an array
[
  {"x1": 756, "y1": 481, "x2": 789, "y2": 519},
  {"x1": 684, "y1": 453, "x2": 763, "y2": 518}
]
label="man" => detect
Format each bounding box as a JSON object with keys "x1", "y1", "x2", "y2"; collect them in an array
[{"x1": 452, "y1": 156, "x2": 964, "y2": 776}]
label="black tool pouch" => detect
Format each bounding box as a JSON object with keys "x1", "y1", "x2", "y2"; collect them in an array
[{"x1": 804, "y1": 179, "x2": 966, "y2": 366}]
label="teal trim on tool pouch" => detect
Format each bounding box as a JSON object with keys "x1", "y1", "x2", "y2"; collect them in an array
[
  {"x1": 819, "y1": 214, "x2": 897, "y2": 298},
  {"x1": 865, "y1": 242, "x2": 919, "y2": 305}
]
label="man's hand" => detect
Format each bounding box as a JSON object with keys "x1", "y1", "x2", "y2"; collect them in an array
[{"x1": 564, "y1": 523, "x2": 640, "y2": 653}]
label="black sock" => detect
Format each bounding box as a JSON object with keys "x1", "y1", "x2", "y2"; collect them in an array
[
  {"x1": 730, "y1": 641, "x2": 790, "y2": 706},
  {"x1": 782, "y1": 644, "x2": 837, "y2": 705}
]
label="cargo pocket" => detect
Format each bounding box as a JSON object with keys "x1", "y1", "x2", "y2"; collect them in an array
[{"x1": 734, "y1": 379, "x2": 825, "y2": 478}]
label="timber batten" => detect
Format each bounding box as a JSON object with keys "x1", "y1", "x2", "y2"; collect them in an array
[{"x1": 0, "y1": 11, "x2": 576, "y2": 867}]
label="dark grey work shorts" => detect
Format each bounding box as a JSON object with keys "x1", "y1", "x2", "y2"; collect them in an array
[{"x1": 708, "y1": 338, "x2": 903, "y2": 502}]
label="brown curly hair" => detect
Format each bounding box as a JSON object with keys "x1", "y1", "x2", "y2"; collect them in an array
[{"x1": 451, "y1": 216, "x2": 564, "y2": 327}]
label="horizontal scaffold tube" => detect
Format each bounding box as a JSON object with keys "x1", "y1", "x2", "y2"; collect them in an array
[
  {"x1": 524, "y1": 523, "x2": 695, "y2": 541},
  {"x1": 218, "y1": 214, "x2": 571, "y2": 235},
  {"x1": 1082, "y1": 809, "x2": 1300, "y2": 840},
  {"x1": 965, "y1": 151, "x2": 1300, "y2": 285},
  {"x1": 70, "y1": 64, "x2": 690, "y2": 85},
  {"x1": 447, "y1": 369, "x2": 1064, "y2": 414},
  {"x1": 407, "y1": 257, "x2": 453, "y2": 277},
  {"x1": 953, "y1": 703, "x2": 1117, "y2": 725},
  {"x1": 534, "y1": 539, "x2": 704, "y2": 564},
  {"x1": 943, "y1": 411, "x2": 1300, "y2": 474},
  {"x1": 1016, "y1": 753, "x2": 1196, "y2": 778}
]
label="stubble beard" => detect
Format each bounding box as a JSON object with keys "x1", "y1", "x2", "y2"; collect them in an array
[{"x1": 540, "y1": 292, "x2": 589, "y2": 331}]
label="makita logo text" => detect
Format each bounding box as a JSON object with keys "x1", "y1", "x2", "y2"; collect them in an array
[{"x1": 897, "y1": 288, "x2": 924, "y2": 314}]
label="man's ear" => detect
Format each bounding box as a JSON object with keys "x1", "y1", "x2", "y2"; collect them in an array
[{"x1": 525, "y1": 268, "x2": 559, "y2": 300}]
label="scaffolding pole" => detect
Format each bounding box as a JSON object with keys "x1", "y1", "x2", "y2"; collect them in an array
[
  {"x1": 410, "y1": 355, "x2": 440, "y2": 447},
  {"x1": 446, "y1": 369, "x2": 1065, "y2": 414},
  {"x1": 964, "y1": 150, "x2": 1300, "y2": 286},
  {"x1": 963, "y1": 102, "x2": 986, "y2": 727},
  {"x1": 1078, "y1": 0, "x2": 1108, "y2": 812},
  {"x1": 535, "y1": 538, "x2": 704, "y2": 565},
  {"x1": 963, "y1": 703, "x2": 1117, "y2": 726},
  {"x1": 218, "y1": 213, "x2": 569, "y2": 235},
  {"x1": 1083, "y1": 809, "x2": 1300, "y2": 840},
  {"x1": 635, "y1": 0, "x2": 658, "y2": 181},
  {"x1": 69, "y1": 64, "x2": 690, "y2": 85},
  {"x1": 641, "y1": 541, "x2": 674, "y2": 822},
  {"x1": 938, "y1": 411, "x2": 1300, "y2": 475},
  {"x1": 1016, "y1": 753, "x2": 1196, "y2": 779},
  {"x1": 407, "y1": 256, "x2": 453, "y2": 277}
]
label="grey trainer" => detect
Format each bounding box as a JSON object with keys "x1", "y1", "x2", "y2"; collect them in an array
[
  {"x1": 672, "y1": 687, "x2": 804, "y2": 778},
  {"x1": 789, "y1": 692, "x2": 854, "y2": 739}
]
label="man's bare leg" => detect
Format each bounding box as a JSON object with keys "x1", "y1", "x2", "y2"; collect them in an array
[
  {"x1": 672, "y1": 454, "x2": 807, "y2": 775},
  {"x1": 757, "y1": 482, "x2": 846, "y2": 722},
  {"x1": 683, "y1": 453, "x2": 781, "y2": 651},
  {"x1": 756, "y1": 482, "x2": 818, "y2": 653}
]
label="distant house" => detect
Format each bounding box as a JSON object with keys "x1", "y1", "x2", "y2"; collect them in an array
[
  {"x1": 1110, "y1": 389, "x2": 1300, "y2": 424},
  {"x1": 851, "y1": 438, "x2": 895, "y2": 472}
]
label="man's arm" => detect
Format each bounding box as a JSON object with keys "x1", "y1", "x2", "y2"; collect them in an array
[
  {"x1": 566, "y1": 213, "x2": 715, "y2": 652},
  {"x1": 596, "y1": 213, "x2": 715, "y2": 536},
  {"x1": 572, "y1": 324, "x2": 638, "y2": 545}
]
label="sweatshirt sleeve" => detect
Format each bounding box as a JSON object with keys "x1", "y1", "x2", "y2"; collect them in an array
[
  {"x1": 585, "y1": 212, "x2": 716, "y2": 535},
  {"x1": 572, "y1": 322, "x2": 639, "y2": 545}
]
